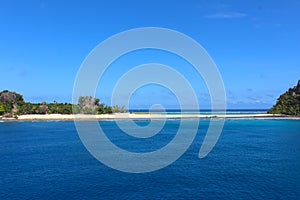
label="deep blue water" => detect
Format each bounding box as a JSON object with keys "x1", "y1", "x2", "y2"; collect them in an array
[{"x1": 0, "y1": 119, "x2": 299, "y2": 199}]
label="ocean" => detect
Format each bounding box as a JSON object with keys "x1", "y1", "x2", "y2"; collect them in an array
[
  {"x1": 129, "y1": 109, "x2": 269, "y2": 115},
  {"x1": 1, "y1": 119, "x2": 299, "y2": 199}
]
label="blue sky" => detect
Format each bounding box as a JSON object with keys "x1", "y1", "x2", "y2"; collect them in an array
[{"x1": 1, "y1": 0, "x2": 299, "y2": 109}]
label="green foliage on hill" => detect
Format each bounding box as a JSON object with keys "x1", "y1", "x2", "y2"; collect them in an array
[
  {"x1": 0, "y1": 105, "x2": 5, "y2": 115},
  {"x1": 0, "y1": 90, "x2": 126, "y2": 117},
  {"x1": 268, "y1": 80, "x2": 300, "y2": 116},
  {"x1": 0, "y1": 90, "x2": 25, "y2": 117}
]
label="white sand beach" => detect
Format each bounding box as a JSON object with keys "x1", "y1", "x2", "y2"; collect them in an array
[{"x1": 1, "y1": 113, "x2": 298, "y2": 121}]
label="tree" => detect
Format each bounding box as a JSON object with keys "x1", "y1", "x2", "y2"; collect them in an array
[
  {"x1": 94, "y1": 98, "x2": 100, "y2": 106},
  {"x1": 113, "y1": 105, "x2": 120, "y2": 113},
  {"x1": 120, "y1": 106, "x2": 126, "y2": 113},
  {"x1": 0, "y1": 104, "x2": 4, "y2": 115},
  {"x1": 105, "y1": 106, "x2": 113, "y2": 114},
  {"x1": 39, "y1": 104, "x2": 49, "y2": 114},
  {"x1": 53, "y1": 100, "x2": 58, "y2": 113},
  {"x1": 97, "y1": 103, "x2": 105, "y2": 114},
  {"x1": 77, "y1": 96, "x2": 100, "y2": 114}
]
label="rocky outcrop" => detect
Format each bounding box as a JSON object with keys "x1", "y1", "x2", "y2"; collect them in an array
[{"x1": 0, "y1": 90, "x2": 24, "y2": 117}]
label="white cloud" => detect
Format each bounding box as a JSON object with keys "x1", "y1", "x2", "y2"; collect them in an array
[{"x1": 204, "y1": 12, "x2": 246, "y2": 19}]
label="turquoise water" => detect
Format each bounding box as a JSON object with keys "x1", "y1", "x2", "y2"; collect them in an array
[
  {"x1": 130, "y1": 109, "x2": 268, "y2": 115},
  {"x1": 0, "y1": 119, "x2": 299, "y2": 199}
]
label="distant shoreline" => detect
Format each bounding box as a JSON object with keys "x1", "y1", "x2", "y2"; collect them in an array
[{"x1": 1, "y1": 113, "x2": 300, "y2": 121}]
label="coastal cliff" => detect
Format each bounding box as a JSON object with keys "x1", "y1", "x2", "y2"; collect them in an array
[{"x1": 268, "y1": 80, "x2": 300, "y2": 115}]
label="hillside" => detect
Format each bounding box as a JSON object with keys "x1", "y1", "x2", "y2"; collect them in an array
[{"x1": 268, "y1": 80, "x2": 300, "y2": 115}]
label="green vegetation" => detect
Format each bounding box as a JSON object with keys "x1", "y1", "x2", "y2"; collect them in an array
[
  {"x1": 268, "y1": 80, "x2": 300, "y2": 116},
  {"x1": 74, "y1": 96, "x2": 124, "y2": 114},
  {"x1": 0, "y1": 90, "x2": 126, "y2": 117},
  {"x1": 0, "y1": 105, "x2": 5, "y2": 115}
]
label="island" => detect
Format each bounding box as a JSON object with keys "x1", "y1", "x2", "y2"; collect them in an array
[
  {"x1": 268, "y1": 80, "x2": 300, "y2": 116},
  {"x1": 0, "y1": 90, "x2": 126, "y2": 119},
  {"x1": 1, "y1": 84, "x2": 300, "y2": 121}
]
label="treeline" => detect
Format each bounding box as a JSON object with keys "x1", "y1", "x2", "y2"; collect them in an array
[
  {"x1": 268, "y1": 80, "x2": 300, "y2": 116},
  {"x1": 0, "y1": 90, "x2": 126, "y2": 117},
  {"x1": 73, "y1": 96, "x2": 126, "y2": 114}
]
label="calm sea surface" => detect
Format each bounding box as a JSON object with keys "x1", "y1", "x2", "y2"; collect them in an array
[{"x1": 1, "y1": 119, "x2": 299, "y2": 199}]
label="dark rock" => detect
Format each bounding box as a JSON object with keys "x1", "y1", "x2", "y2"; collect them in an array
[{"x1": 3, "y1": 113, "x2": 13, "y2": 118}]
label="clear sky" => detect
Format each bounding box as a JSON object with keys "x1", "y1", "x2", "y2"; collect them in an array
[{"x1": 1, "y1": 0, "x2": 299, "y2": 109}]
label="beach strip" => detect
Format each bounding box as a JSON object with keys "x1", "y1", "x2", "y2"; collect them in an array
[{"x1": 1, "y1": 113, "x2": 299, "y2": 121}]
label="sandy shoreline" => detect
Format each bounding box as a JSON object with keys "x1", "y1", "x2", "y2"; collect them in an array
[{"x1": 1, "y1": 113, "x2": 299, "y2": 121}]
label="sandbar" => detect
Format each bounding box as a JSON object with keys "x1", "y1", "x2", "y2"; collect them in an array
[{"x1": 1, "y1": 113, "x2": 299, "y2": 121}]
